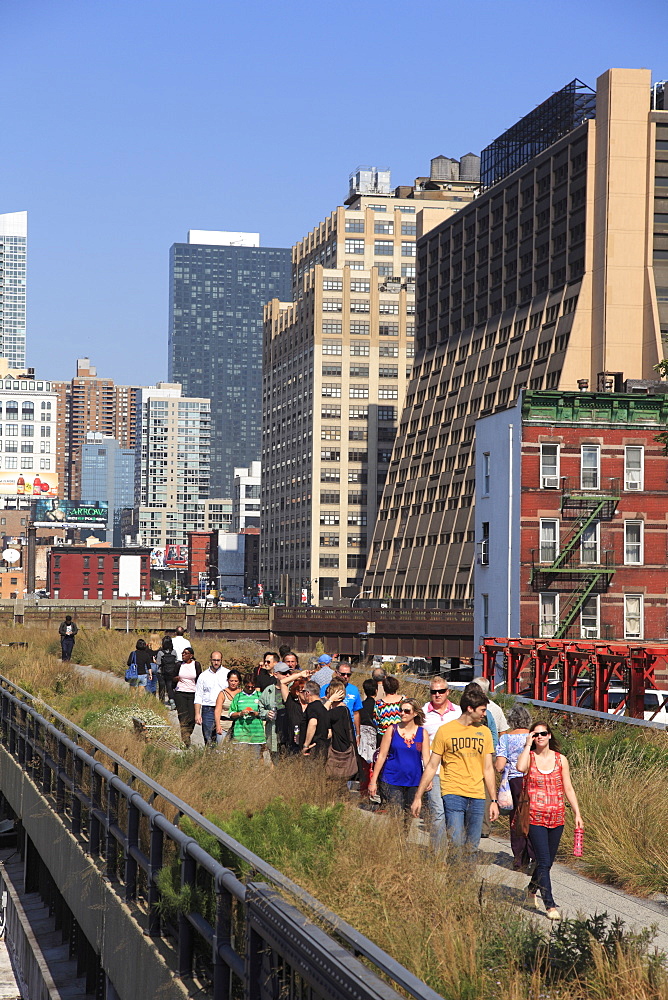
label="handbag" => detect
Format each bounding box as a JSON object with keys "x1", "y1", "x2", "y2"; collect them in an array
[
  {"x1": 326, "y1": 708, "x2": 358, "y2": 779},
  {"x1": 497, "y1": 771, "x2": 514, "y2": 812},
  {"x1": 496, "y1": 735, "x2": 513, "y2": 812},
  {"x1": 125, "y1": 652, "x2": 138, "y2": 682}
]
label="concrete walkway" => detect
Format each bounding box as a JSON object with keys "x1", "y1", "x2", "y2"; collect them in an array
[
  {"x1": 477, "y1": 832, "x2": 668, "y2": 950},
  {"x1": 0, "y1": 938, "x2": 21, "y2": 999}
]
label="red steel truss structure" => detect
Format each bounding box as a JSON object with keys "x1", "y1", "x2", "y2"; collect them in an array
[{"x1": 480, "y1": 637, "x2": 668, "y2": 719}]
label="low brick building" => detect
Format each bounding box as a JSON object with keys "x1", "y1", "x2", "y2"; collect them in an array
[
  {"x1": 47, "y1": 546, "x2": 151, "y2": 600},
  {"x1": 475, "y1": 384, "x2": 668, "y2": 644}
]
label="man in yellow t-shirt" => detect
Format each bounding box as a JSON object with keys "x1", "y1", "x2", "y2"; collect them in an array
[{"x1": 411, "y1": 684, "x2": 498, "y2": 849}]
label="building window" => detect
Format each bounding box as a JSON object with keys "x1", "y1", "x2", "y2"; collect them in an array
[
  {"x1": 320, "y1": 534, "x2": 339, "y2": 547},
  {"x1": 320, "y1": 513, "x2": 340, "y2": 525},
  {"x1": 378, "y1": 387, "x2": 398, "y2": 399},
  {"x1": 319, "y1": 555, "x2": 339, "y2": 568},
  {"x1": 322, "y1": 384, "x2": 341, "y2": 398},
  {"x1": 322, "y1": 341, "x2": 342, "y2": 355},
  {"x1": 345, "y1": 239, "x2": 364, "y2": 254},
  {"x1": 378, "y1": 323, "x2": 399, "y2": 337},
  {"x1": 482, "y1": 453, "x2": 490, "y2": 495},
  {"x1": 322, "y1": 299, "x2": 342, "y2": 312},
  {"x1": 581, "y1": 444, "x2": 600, "y2": 489},
  {"x1": 374, "y1": 240, "x2": 394, "y2": 256},
  {"x1": 479, "y1": 522, "x2": 489, "y2": 565},
  {"x1": 624, "y1": 521, "x2": 643, "y2": 564},
  {"x1": 349, "y1": 321, "x2": 370, "y2": 335},
  {"x1": 345, "y1": 219, "x2": 364, "y2": 232},
  {"x1": 379, "y1": 301, "x2": 399, "y2": 314},
  {"x1": 349, "y1": 386, "x2": 369, "y2": 398},
  {"x1": 350, "y1": 342, "x2": 370, "y2": 356},
  {"x1": 539, "y1": 444, "x2": 559, "y2": 488},
  {"x1": 580, "y1": 522, "x2": 599, "y2": 564},
  {"x1": 539, "y1": 593, "x2": 559, "y2": 638},
  {"x1": 580, "y1": 595, "x2": 599, "y2": 638},
  {"x1": 624, "y1": 594, "x2": 643, "y2": 639},
  {"x1": 624, "y1": 446, "x2": 644, "y2": 491},
  {"x1": 350, "y1": 300, "x2": 370, "y2": 313},
  {"x1": 540, "y1": 519, "x2": 559, "y2": 563},
  {"x1": 482, "y1": 594, "x2": 489, "y2": 635},
  {"x1": 350, "y1": 280, "x2": 370, "y2": 293},
  {"x1": 401, "y1": 241, "x2": 416, "y2": 257},
  {"x1": 401, "y1": 222, "x2": 417, "y2": 235},
  {"x1": 379, "y1": 343, "x2": 399, "y2": 357},
  {"x1": 323, "y1": 279, "x2": 343, "y2": 290}
]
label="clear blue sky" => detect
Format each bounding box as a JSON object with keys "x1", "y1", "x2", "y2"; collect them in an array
[{"x1": 1, "y1": 0, "x2": 664, "y2": 384}]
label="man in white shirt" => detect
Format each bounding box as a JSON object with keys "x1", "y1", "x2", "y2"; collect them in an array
[
  {"x1": 422, "y1": 679, "x2": 461, "y2": 850},
  {"x1": 171, "y1": 626, "x2": 190, "y2": 663},
  {"x1": 194, "y1": 652, "x2": 229, "y2": 745}
]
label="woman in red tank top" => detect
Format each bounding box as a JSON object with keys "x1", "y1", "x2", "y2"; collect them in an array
[{"x1": 516, "y1": 721, "x2": 583, "y2": 921}]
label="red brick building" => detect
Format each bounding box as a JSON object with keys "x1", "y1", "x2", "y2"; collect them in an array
[
  {"x1": 475, "y1": 385, "x2": 668, "y2": 643},
  {"x1": 47, "y1": 546, "x2": 151, "y2": 600},
  {"x1": 187, "y1": 531, "x2": 217, "y2": 592}
]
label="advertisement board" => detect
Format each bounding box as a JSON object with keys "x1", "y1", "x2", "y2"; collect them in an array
[
  {"x1": 34, "y1": 499, "x2": 108, "y2": 526},
  {"x1": 0, "y1": 472, "x2": 58, "y2": 498},
  {"x1": 150, "y1": 545, "x2": 188, "y2": 569}
]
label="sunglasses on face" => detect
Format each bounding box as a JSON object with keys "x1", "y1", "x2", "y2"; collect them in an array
[
  {"x1": 430, "y1": 689, "x2": 448, "y2": 695},
  {"x1": 339, "y1": 673, "x2": 351, "y2": 678},
  {"x1": 533, "y1": 731, "x2": 550, "y2": 738},
  {"x1": 400, "y1": 708, "x2": 414, "y2": 714}
]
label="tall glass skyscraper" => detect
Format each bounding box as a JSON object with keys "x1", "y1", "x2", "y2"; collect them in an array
[
  {"x1": 80, "y1": 433, "x2": 135, "y2": 545},
  {"x1": 168, "y1": 231, "x2": 291, "y2": 496},
  {"x1": 0, "y1": 212, "x2": 27, "y2": 369}
]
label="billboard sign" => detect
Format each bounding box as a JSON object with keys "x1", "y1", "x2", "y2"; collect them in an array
[
  {"x1": 0, "y1": 473, "x2": 58, "y2": 498},
  {"x1": 150, "y1": 545, "x2": 188, "y2": 569},
  {"x1": 34, "y1": 499, "x2": 108, "y2": 527}
]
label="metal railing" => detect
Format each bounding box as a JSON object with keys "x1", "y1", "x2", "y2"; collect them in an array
[{"x1": 0, "y1": 674, "x2": 443, "y2": 1000}]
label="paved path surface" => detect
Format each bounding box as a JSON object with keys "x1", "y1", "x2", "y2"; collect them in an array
[
  {"x1": 0, "y1": 938, "x2": 21, "y2": 999},
  {"x1": 72, "y1": 662, "x2": 205, "y2": 744},
  {"x1": 74, "y1": 663, "x2": 668, "y2": 948}
]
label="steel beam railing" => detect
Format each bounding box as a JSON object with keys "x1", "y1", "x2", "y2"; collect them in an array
[{"x1": 0, "y1": 674, "x2": 443, "y2": 1000}]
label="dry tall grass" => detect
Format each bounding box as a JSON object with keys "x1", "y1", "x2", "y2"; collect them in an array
[{"x1": 1, "y1": 628, "x2": 668, "y2": 997}]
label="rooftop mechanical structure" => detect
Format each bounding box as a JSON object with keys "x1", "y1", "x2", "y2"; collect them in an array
[{"x1": 481, "y1": 79, "x2": 597, "y2": 189}]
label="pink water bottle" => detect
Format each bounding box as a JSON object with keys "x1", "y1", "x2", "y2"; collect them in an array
[{"x1": 573, "y1": 827, "x2": 584, "y2": 857}]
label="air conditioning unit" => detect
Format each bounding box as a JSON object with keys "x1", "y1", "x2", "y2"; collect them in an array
[
  {"x1": 582, "y1": 627, "x2": 598, "y2": 639},
  {"x1": 626, "y1": 480, "x2": 640, "y2": 491},
  {"x1": 541, "y1": 476, "x2": 559, "y2": 489}
]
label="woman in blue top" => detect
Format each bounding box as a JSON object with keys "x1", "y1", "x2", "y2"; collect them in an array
[
  {"x1": 368, "y1": 699, "x2": 431, "y2": 818},
  {"x1": 494, "y1": 703, "x2": 535, "y2": 870}
]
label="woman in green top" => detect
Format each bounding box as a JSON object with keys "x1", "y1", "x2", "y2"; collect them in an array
[{"x1": 229, "y1": 673, "x2": 265, "y2": 759}]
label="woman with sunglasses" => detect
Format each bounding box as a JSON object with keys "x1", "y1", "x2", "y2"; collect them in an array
[
  {"x1": 516, "y1": 721, "x2": 583, "y2": 920},
  {"x1": 368, "y1": 699, "x2": 431, "y2": 819}
]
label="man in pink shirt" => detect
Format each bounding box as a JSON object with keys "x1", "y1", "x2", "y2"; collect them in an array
[{"x1": 422, "y1": 680, "x2": 461, "y2": 850}]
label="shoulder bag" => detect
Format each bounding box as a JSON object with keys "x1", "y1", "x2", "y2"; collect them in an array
[
  {"x1": 512, "y1": 750, "x2": 532, "y2": 836},
  {"x1": 125, "y1": 652, "x2": 138, "y2": 682},
  {"x1": 326, "y1": 708, "x2": 358, "y2": 780}
]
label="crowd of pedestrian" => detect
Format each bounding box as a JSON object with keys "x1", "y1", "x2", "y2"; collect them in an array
[{"x1": 122, "y1": 632, "x2": 583, "y2": 920}]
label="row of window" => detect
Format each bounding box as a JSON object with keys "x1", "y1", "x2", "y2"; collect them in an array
[
  {"x1": 323, "y1": 300, "x2": 415, "y2": 315},
  {"x1": 321, "y1": 364, "x2": 399, "y2": 377},
  {"x1": 538, "y1": 593, "x2": 644, "y2": 640},
  {"x1": 322, "y1": 385, "x2": 399, "y2": 399},
  {"x1": 344, "y1": 239, "x2": 417, "y2": 256},
  {"x1": 321, "y1": 406, "x2": 396, "y2": 420},
  {"x1": 322, "y1": 341, "x2": 406, "y2": 358},
  {"x1": 539, "y1": 519, "x2": 644, "y2": 565},
  {"x1": 538, "y1": 444, "x2": 643, "y2": 491},
  {"x1": 0, "y1": 458, "x2": 51, "y2": 469},
  {"x1": 343, "y1": 222, "x2": 417, "y2": 235}
]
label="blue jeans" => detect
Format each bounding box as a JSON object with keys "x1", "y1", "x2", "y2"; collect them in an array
[
  {"x1": 427, "y1": 774, "x2": 446, "y2": 850},
  {"x1": 201, "y1": 705, "x2": 217, "y2": 745},
  {"x1": 60, "y1": 636, "x2": 74, "y2": 661},
  {"x1": 528, "y1": 824, "x2": 563, "y2": 909},
  {"x1": 443, "y1": 794, "x2": 486, "y2": 849}
]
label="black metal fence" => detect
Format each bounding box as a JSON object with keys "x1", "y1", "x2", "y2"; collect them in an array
[{"x1": 0, "y1": 674, "x2": 443, "y2": 1000}]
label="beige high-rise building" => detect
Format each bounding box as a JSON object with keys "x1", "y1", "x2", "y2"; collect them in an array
[
  {"x1": 53, "y1": 358, "x2": 140, "y2": 503},
  {"x1": 365, "y1": 69, "x2": 668, "y2": 609},
  {"x1": 261, "y1": 161, "x2": 479, "y2": 604}
]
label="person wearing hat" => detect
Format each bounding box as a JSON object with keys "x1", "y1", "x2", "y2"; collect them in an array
[
  {"x1": 258, "y1": 660, "x2": 290, "y2": 760},
  {"x1": 310, "y1": 653, "x2": 334, "y2": 688},
  {"x1": 58, "y1": 615, "x2": 78, "y2": 661}
]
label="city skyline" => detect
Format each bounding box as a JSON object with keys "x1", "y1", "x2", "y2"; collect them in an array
[{"x1": 0, "y1": 0, "x2": 664, "y2": 384}]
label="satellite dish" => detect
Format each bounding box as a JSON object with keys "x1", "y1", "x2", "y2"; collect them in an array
[{"x1": 2, "y1": 549, "x2": 20, "y2": 564}]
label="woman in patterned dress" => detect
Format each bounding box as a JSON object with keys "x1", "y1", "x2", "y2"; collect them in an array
[
  {"x1": 373, "y1": 675, "x2": 403, "y2": 737},
  {"x1": 516, "y1": 721, "x2": 583, "y2": 921}
]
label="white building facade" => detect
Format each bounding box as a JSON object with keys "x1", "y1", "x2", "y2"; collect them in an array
[{"x1": 0, "y1": 212, "x2": 27, "y2": 369}]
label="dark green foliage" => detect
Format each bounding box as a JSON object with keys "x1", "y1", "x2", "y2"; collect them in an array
[{"x1": 518, "y1": 912, "x2": 661, "y2": 981}]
